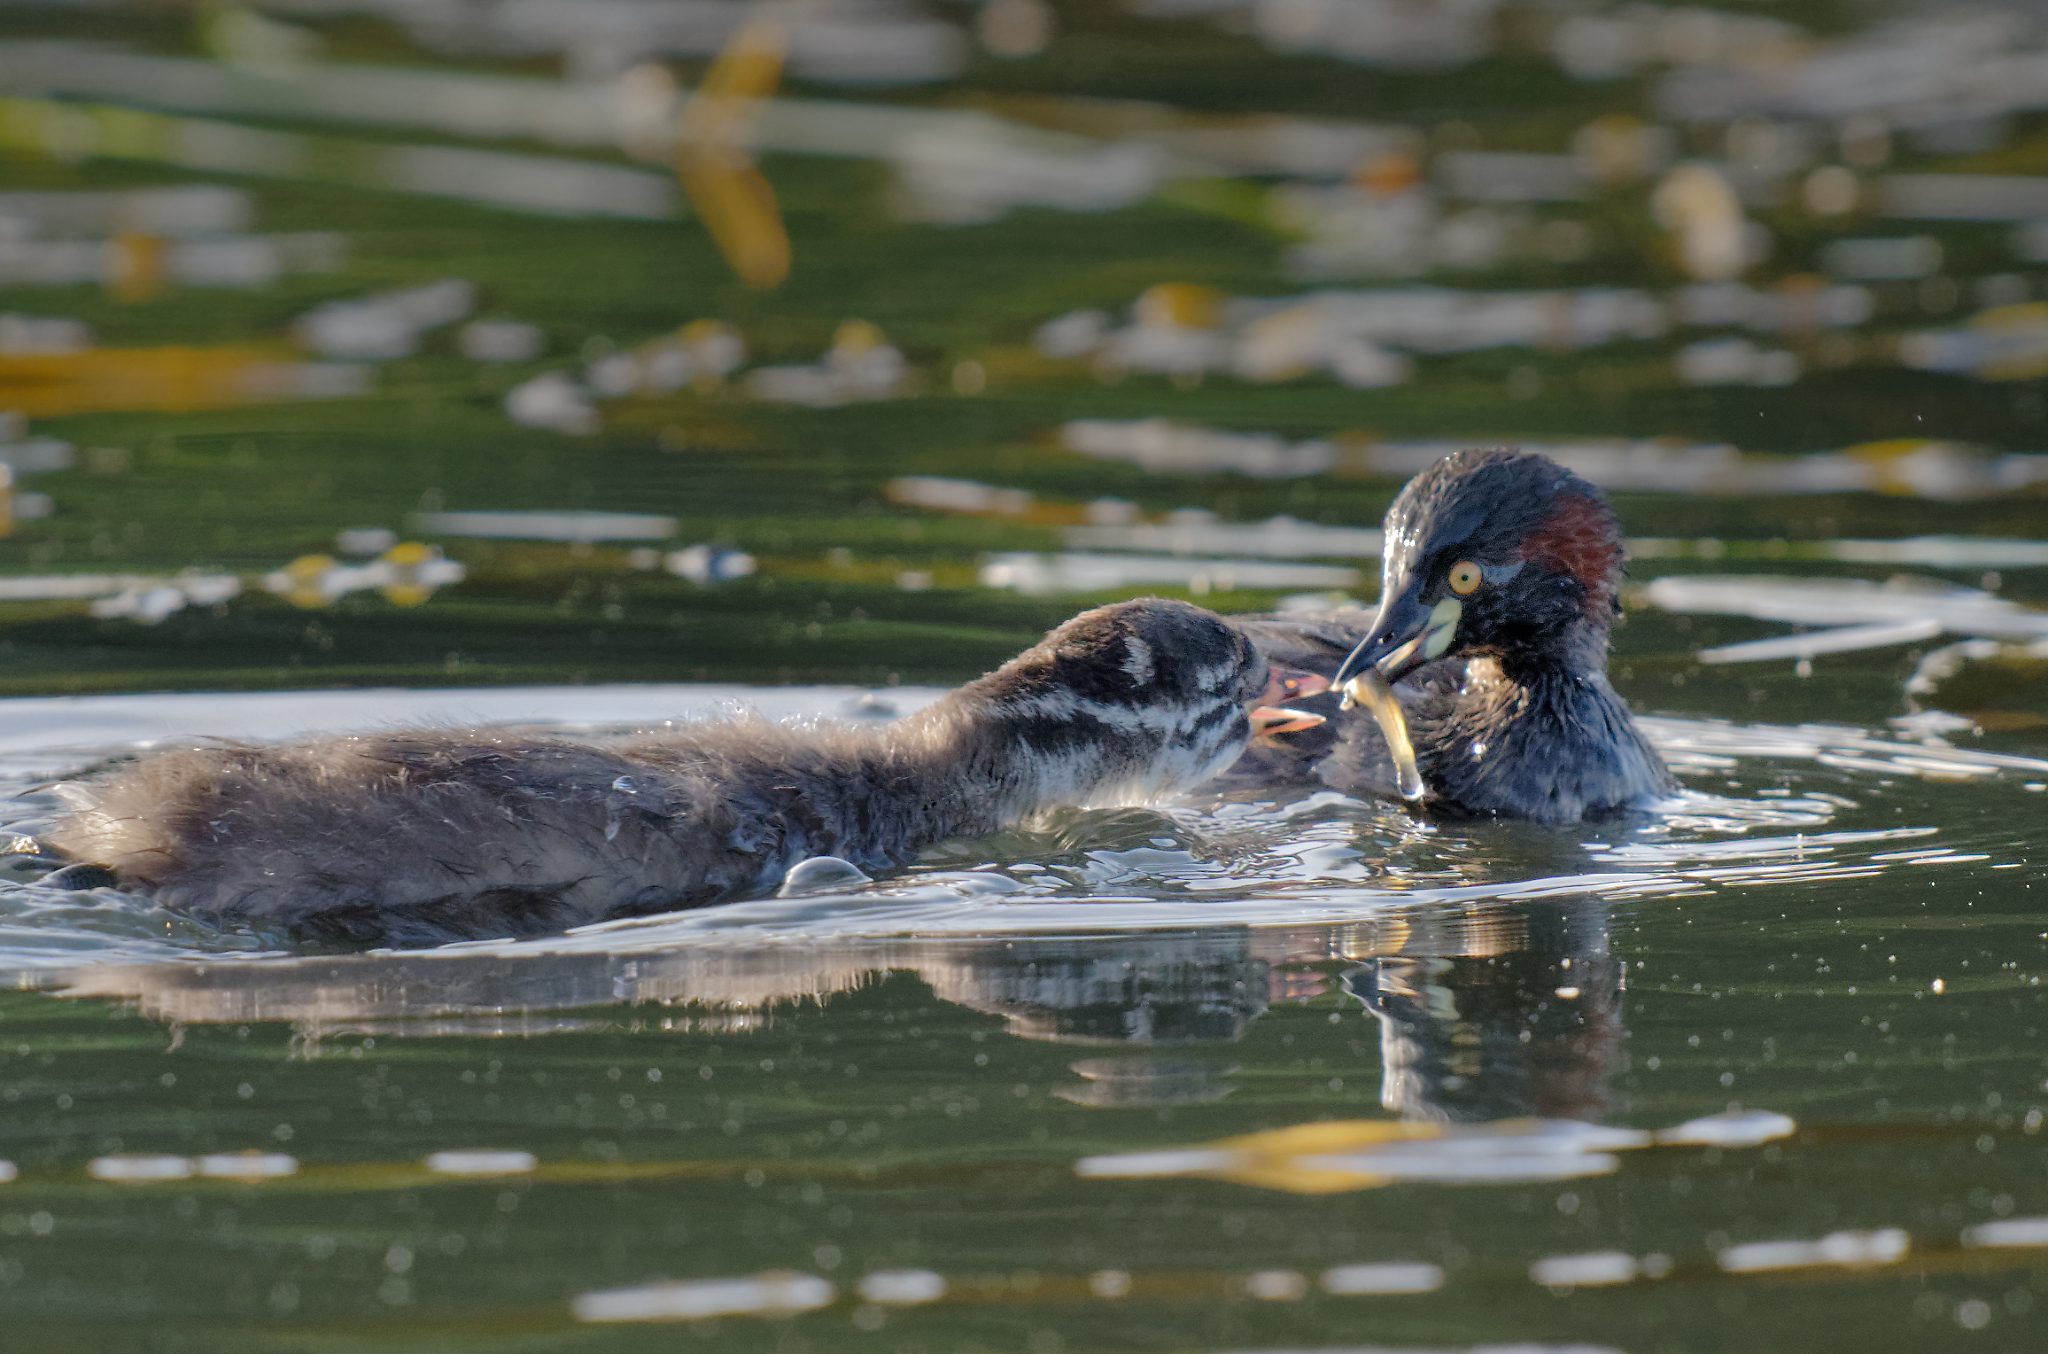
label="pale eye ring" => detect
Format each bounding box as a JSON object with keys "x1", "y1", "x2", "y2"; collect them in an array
[{"x1": 1447, "y1": 560, "x2": 1484, "y2": 596}]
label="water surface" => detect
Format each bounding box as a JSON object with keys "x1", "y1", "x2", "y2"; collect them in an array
[
  {"x1": 2, "y1": 668, "x2": 2044, "y2": 1353},
  {"x1": 6, "y1": 1, "x2": 2048, "y2": 1348}
]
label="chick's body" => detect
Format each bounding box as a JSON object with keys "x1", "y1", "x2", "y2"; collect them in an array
[
  {"x1": 50, "y1": 598, "x2": 1271, "y2": 946},
  {"x1": 59, "y1": 721, "x2": 932, "y2": 946}
]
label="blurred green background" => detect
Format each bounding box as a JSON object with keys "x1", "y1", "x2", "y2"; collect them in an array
[{"x1": 1, "y1": 0, "x2": 2043, "y2": 696}]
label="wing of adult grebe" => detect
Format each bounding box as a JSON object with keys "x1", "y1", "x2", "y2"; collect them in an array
[{"x1": 1227, "y1": 610, "x2": 1372, "y2": 676}]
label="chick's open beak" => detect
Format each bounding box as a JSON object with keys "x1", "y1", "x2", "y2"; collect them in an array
[{"x1": 1248, "y1": 664, "x2": 1330, "y2": 738}]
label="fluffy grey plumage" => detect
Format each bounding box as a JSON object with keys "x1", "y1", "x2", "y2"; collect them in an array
[
  {"x1": 48, "y1": 598, "x2": 1269, "y2": 947},
  {"x1": 1228, "y1": 449, "x2": 1675, "y2": 823}
]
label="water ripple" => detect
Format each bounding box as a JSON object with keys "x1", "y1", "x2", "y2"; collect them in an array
[{"x1": 0, "y1": 692, "x2": 2040, "y2": 976}]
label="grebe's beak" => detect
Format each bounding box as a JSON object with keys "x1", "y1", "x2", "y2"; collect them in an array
[
  {"x1": 1331, "y1": 585, "x2": 1461, "y2": 707},
  {"x1": 1249, "y1": 664, "x2": 1330, "y2": 738}
]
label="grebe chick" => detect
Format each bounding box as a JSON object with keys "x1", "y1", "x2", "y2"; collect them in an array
[
  {"x1": 47, "y1": 598, "x2": 1325, "y2": 947},
  {"x1": 1229, "y1": 449, "x2": 1674, "y2": 823}
]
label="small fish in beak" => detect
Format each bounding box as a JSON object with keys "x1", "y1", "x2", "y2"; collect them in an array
[
  {"x1": 1249, "y1": 665, "x2": 1330, "y2": 739},
  {"x1": 1322, "y1": 575, "x2": 1457, "y2": 801},
  {"x1": 1340, "y1": 667, "x2": 1424, "y2": 801}
]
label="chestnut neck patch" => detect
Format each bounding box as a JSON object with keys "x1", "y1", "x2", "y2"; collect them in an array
[{"x1": 1519, "y1": 495, "x2": 1623, "y2": 614}]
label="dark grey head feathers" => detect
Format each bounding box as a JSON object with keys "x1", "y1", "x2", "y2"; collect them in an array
[
  {"x1": 981, "y1": 597, "x2": 1264, "y2": 710},
  {"x1": 1382, "y1": 448, "x2": 1626, "y2": 669},
  {"x1": 953, "y1": 597, "x2": 1268, "y2": 806}
]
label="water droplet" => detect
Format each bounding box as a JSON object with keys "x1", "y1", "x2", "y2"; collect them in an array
[{"x1": 777, "y1": 856, "x2": 874, "y2": 897}]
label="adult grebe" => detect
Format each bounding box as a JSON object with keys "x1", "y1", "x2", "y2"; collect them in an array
[
  {"x1": 1230, "y1": 448, "x2": 1674, "y2": 823},
  {"x1": 47, "y1": 598, "x2": 1325, "y2": 946}
]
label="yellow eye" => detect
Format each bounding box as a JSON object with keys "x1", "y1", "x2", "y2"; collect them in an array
[{"x1": 1447, "y1": 560, "x2": 1483, "y2": 596}]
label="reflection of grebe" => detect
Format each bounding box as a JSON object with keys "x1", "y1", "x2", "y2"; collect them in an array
[
  {"x1": 1232, "y1": 449, "x2": 1675, "y2": 822},
  {"x1": 45, "y1": 599, "x2": 1321, "y2": 946},
  {"x1": 1344, "y1": 896, "x2": 1623, "y2": 1123}
]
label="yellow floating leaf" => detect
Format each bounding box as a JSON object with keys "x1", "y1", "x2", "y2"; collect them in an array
[
  {"x1": 832, "y1": 319, "x2": 888, "y2": 357},
  {"x1": 674, "y1": 18, "x2": 790, "y2": 290},
  {"x1": 693, "y1": 19, "x2": 787, "y2": 106},
  {"x1": 109, "y1": 231, "x2": 167, "y2": 303},
  {"x1": 1843, "y1": 438, "x2": 1938, "y2": 463},
  {"x1": 1210, "y1": 1162, "x2": 1394, "y2": 1196},
  {"x1": 1136, "y1": 283, "x2": 1224, "y2": 330},
  {"x1": 1212, "y1": 1119, "x2": 1441, "y2": 1157},
  {"x1": 678, "y1": 157, "x2": 790, "y2": 290},
  {"x1": 0, "y1": 346, "x2": 329, "y2": 417},
  {"x1": 381, "y1": 541, "x2": 434, "y2": 568}
]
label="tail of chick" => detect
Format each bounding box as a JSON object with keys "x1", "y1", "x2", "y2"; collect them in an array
[
  {"x1": 42, "y1": 736, "x2": 719, "y2": 945},
  {"x1": 46, "y1": 757, "x2": 204, "y2": 886},
  {"x1": 42, "y1": 742, "x2": 474, "y2": 940}
]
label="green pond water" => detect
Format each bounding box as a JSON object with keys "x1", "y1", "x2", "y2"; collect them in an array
[
  {"x1": 0, "y1": 651, "x2": 2043, "y2": 1353},
  {"x1": 4, "y1": 1, "x2": 2048, "y2": 1349}
]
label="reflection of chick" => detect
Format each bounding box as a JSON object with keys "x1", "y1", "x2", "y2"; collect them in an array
[
  {"x1": 59, "y1": 946, "x2": 881, "y2": 1039},
  {"x1": 48, "y1": 600, "x2": 1305, "y2": 947},
  {"x1": 1346, "y1": 898, "x2": 1623, "y2": 1123},
  {"x1": 60, "y1": 931, "x2": 1275, "y2": 1058}
]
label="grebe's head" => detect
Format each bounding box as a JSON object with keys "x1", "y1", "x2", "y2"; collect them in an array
[
  {"x1": 978, "y1": 598, "x2": 1326, "y2": 803},
  {"x1": 1334, "y1": 449, "x2": 1625, "y2": 691}
]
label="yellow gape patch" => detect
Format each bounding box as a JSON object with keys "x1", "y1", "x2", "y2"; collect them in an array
[{"x1": 1421, "y1": 597, "x2": 1463, "y2": 658}]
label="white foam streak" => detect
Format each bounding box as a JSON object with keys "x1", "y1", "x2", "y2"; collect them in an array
[
  {"x1": 196, "y1": 1152, "x2": 300, "y2": 1179},
  {"x1": 1962, "y1": 1217, "x2": 2048, "y2": 1249},
  {"x1": 855, "y1": 1269, "x2": 947, "y2": 1305},
  {"x1": 1530, "y1": 1252, "x2": 1640, "y2": 1287},
  {"x1": 1718, "y1": 1228, "x2": 1909, "y2": 1273},
  {"x1": 87, "y1": 1154, "x2": 196, "y2": 1182},
  {"x1": 1657, "y1": 1110, "x2": 1797, "y2": 1148},
  {"x1": 1075, "y1": 1149, "x2": 1235, "y2": 1179},
  {"x1": 424, "y1": 1150, "x2": 538, "y2": 1176},
  {"x1": 1318, "y1": 1261, "x2": 1445, "y2": 1294},
  {"x1": 1699, "y1": 620, "x2": 1943, "y2": 665},
  {"x1": 572, "y1": 1272, "x2": 836, "y2": 1323}
]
